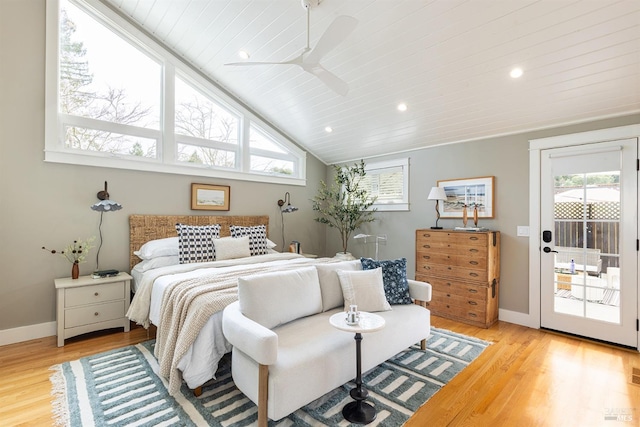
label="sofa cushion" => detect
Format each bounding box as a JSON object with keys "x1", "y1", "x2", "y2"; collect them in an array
[
  {"x1": 315, "y1": 260, "x2": 362, "y2": 311},
  {"x1": 337, "y1": 268, "x2": 391, "y2": 312},
  {"x1": 238, "y1": 267, "x2": 323, "y2": 329},
  {"x1": 361, "y1": 257, "x2": 412, "y2": 304}
]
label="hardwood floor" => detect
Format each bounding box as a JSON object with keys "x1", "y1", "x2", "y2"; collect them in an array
[{"x1": 0, "y1": 318, "x2": 638, "y2": 426}]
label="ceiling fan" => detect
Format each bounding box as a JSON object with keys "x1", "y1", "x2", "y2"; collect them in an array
[{"x1": 225, "y1": 0, "x2": 357, "y2": 96}]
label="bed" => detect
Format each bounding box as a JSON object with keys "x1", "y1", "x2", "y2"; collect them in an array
[{"x1": 126, "y1": 214, "x2": 331, "y2": 396}]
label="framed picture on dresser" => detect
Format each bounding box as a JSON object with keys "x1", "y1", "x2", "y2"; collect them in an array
[{"x1": 437, "y1": 176, "x2": 494, "y2": 219}]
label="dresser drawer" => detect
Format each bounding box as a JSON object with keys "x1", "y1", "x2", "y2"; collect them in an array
[
  {"x1": 65, "y1": 282, "x2": 125, "y2": 308},
  {"x1": 426, "y1": 298, "x2": 487, "y2": 323},
  {"x1": 65, "y1": 301, "x2": 126, "y2": 328},
  {"x1": 428, "y1": 277, "x2": 489, "y2": 303},
  {"x1": 417, "y1": 231, "x2": 488, "y2": 248},
  {"x1": 416, "y1": 250, "x2": 488, "y2": 270},
  {"x1": 417, "y1": 263, "x2": 488, "y2": 282}
]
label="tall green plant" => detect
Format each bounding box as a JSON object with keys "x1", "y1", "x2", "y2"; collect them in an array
[{"x1": 312, "y1": 160, "x2": 377, "y2": 254}]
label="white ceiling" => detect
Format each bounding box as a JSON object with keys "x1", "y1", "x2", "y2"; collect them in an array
[{"x1": 103, "y1": 0, "x2": 640, "y2": 165}]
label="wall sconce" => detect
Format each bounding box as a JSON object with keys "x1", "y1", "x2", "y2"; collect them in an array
[
  {"x1": 277, "y1": 192, "x2": 298, "y2": 250},
  {"x1": 90, "y1": 181, "x2": 122, "y2": 272},
  {"x1": 427, "y1": 186, "x2": 447, "y2": 229},
  {"x1": 354, "y1": 234, "x2": 387, "y2": 260}
]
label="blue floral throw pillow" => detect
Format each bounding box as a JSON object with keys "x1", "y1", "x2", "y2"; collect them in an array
[{"x1": 360, "y1": 257, "x2": 412, "y2": 305}]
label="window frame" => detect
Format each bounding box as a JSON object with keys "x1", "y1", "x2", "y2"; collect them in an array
[
  {"x1": 45, "y1": 0, "x2": 306, "y2": 186},
  {"x1": 364, "y1": 157, "x2": 410, "y2": 211}
]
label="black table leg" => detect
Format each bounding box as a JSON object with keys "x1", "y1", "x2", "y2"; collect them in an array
[{"x1": 342, "y1": 332, "x2": 376, "y2": 424}]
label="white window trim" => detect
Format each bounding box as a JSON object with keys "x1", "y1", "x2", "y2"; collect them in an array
[
  {"x1": 365, "y1": 157, "x2": 410, "y2": 211},
  {"x1": 44, "y1": 0, "x2": 306, "y2": 186}
]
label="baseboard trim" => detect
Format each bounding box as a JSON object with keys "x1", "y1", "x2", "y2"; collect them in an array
[
  {"x1": 0, "y1": 322, "x2": 56, "y2": 346},
  {"x1": 499, "y1": 308, "x2": 540, "y2": 329}
]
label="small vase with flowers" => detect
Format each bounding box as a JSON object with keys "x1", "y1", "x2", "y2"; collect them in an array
[{"x1": 43, "y1": 237, "x2": 95, "y2": 279}]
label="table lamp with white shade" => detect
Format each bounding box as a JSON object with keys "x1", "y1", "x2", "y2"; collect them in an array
[{"x1": 427, "y1": 186, "x2": 447, "y2": 229}]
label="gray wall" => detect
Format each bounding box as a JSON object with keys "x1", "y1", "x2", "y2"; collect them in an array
[
  {"x1": 0, "y1": 0, "x2": 326, "y2": 331},
  {"x1": 328, "y1": 114, "x2": 640, "y2": 314},
  {"x1": 1, "y1": 0, "x2": 637, "y2": 333}
]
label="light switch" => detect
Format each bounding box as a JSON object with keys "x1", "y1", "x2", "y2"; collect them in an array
[{"x1": 517, "y1": 226, "x2": 530, "y2": 237}]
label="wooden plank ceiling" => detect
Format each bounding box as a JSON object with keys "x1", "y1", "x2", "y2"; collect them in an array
[{"x1": 103, "y1": 0, "x2": 640, "y2": 164}]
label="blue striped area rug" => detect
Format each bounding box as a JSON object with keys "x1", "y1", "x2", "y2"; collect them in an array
[{"x1": 50, "y1": 328, "x2": 490, "y2": 426}]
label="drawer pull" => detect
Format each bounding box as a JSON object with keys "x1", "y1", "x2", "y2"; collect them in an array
[
  {"x1": 469, "y1": 261, "x2": 479, "y2": 266},
  {"x1": 469, "y1": 272, "x2": 479, "y2": 277},
  {"x1": 94, "y1": 312, "x2": 99, "y2": 316},
  {"x1": 422, "y1": 255, "x2": 431, "y2": 260},
  {"x1": 423, "y1": 266, "x2": 431, "y2": 270},
  {"x1": 447, "y1": 267, "x2": 452, "y2": 270},
  {"x1": 468, "y1": 288, "x2": 478, "y2": 293},
  {"x1": 94, "y1": 292, "x2": 99, "y2": 296},
  {"x1": 446, "y1": 282, "x2": 452, "y2": 286},
  {"x1": 446, "y1": 294, "x2": 451, "y2": 297},
  {"x1": 468, "y1": 313, "x2": 477, "y2": 317},
  {"x1": 422, "y1": 244, "x2": 431, "y2": 249},
  {"x1": 469, "y1": 249, "x2": 479, "y2": 253},
  {"x1": 422, "y1": 233, "x2": 431, "y2": 238},
  {"x1": 469, "y1": 236, "x2": 479, "y2": 241},
  {"x1": 468, "y1": 301, "x2": 478, "y2": 305}
]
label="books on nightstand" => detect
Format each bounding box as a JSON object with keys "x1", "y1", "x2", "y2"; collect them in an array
[{"x1": 92, "y1": 269, "x2": 120, "y2": 279}]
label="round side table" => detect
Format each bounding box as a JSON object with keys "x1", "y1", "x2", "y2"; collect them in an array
[{"x1": 329, "y1": 311, "x2": 385, "y2": 424}]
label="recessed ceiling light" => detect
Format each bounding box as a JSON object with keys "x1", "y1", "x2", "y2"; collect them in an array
[
  {"x1": 397, "y1": 103, "x2": 408, "y2": 112},
  {"x1": 238, "y1": 50, "x2": 250, "y2": 60},
  {"x1": 510, "y1": 67, "x2": 523, "y2": 78},
  {"x1": 325, "y1": 126, "x2": 333, "y2": 133}
]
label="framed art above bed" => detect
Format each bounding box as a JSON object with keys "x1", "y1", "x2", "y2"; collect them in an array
[{"x1": 190, "y1": 183, "x2": 230, "y2": 211}]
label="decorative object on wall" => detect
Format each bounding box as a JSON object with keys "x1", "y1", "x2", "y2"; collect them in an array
[
  {"x1": 312, "y1": 160, "x2": 377, "y2": 255},
  {"x1": 437, "y1": 176, "x2": 495, "y2": 219},
  {"x1": 427, "y1": 186, "x2": 447, "y2": 229},
  {"x1": 354, "y1": 234, "x2": 387, "y2": 260},
  {"x1": 277, "y1": 192, "x2": 299, "y2": 250},
  {"x1": 91, "y1": 181, "x2": 123, "y2": 272},
  {"x1": 42, "y1": 237, "x2": 96, "y2": 279},
  {"x1": 191, "y1": 183, "x2": 230, "y2": 211}
]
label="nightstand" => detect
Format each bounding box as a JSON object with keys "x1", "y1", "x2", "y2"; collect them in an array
[{"x1": 55, "y1": 273, "x2": 132, "y2": 347}]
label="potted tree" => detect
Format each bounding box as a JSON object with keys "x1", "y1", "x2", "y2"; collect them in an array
[{"x1": 312, "y1": 160, "x2": 377, "y2": 257}]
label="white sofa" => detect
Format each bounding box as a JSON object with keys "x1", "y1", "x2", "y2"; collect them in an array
[{"x1": 222, "y1": 260, "x2": 432, "y2": 426}]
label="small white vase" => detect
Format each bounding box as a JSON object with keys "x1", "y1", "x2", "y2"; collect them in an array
[{"x1": 334, "y1": 252, "x2": 356, "y2": 261}]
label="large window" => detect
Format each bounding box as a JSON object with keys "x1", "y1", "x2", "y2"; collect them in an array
[
  {"x1": 45, "y1": 0, "x2": 305, "y2": 185},
  {"x1": 361, "y1": 158, "x2": 410, "y2": 211}
]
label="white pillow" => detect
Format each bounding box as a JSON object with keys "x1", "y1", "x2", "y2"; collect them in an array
[
  {"x1": 134, "y1": 237, "x2": 179, "y2": 260},
  {"x1": 315, "y1": 260, "x2": 362, "y2": 311},
  {"x1": 266, "y1": 239, "x2": 277, "y2": 249},
  {"x1": 337, "y1": 268, "x2": 391, "y2": 313},
  {"x1": 214, "y1": 236, "x2": 251, "y2": 260},
  {"x1": 238, "y1": 267, "x2": 322, "y2": 329},
  {"x1": 132, "y1": 255, "x2": 180, "y2": 273}
]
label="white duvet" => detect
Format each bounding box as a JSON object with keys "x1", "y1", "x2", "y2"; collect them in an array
[{"x1": 127, "y1": 253, "x2": 327, "y2": 390}]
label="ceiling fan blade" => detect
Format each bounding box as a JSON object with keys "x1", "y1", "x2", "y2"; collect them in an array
[
  {"x1": 308, "y1": 65, "x2": 349, "y2": 96},
  {"x1": 305, "y1": 15, "x2": 358, "y2": 65},
  {"x1": 225, "y1": 61, "x2": 294, "y2": 66}
]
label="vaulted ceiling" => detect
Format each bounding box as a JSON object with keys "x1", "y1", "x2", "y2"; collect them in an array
[{"x1": 103, "y1": 0, "x2": 640, "y2": 164}]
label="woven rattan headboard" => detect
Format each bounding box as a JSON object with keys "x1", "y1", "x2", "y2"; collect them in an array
[{"x1": 129, "y1": 214, "x2": 269, "y2": 270}]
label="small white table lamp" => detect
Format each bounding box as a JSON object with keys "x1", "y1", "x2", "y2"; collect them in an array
[{"x1": 427, "y1": 187, "x2": 447, "y2": 229}]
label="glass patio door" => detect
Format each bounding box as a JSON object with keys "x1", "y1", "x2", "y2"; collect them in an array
[{"x1": 540, "y1": 139, "x2": 637, "y2": 348}]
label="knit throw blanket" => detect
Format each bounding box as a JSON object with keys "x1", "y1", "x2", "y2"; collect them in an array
[{"x1": 153, "y1": 258, "x2": 337, "y2": 395}]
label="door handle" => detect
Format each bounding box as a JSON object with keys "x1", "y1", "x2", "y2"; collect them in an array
[{"x1": 543, "y1": 247, "x2": 558, "y2": 253}]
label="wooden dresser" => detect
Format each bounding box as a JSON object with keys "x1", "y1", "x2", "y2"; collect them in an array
[{"x1": 415, "y1": 229, "x2": 500, "y2": 328}]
